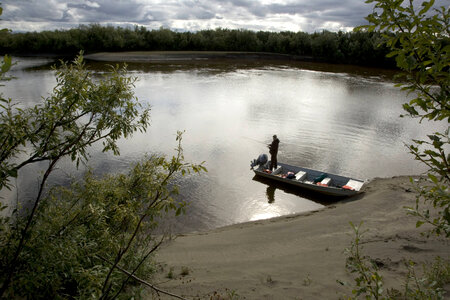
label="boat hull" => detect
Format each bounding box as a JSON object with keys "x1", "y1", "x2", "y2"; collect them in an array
[{"x1": 252, "y1": 162, "x2": 364, "y2": 197}]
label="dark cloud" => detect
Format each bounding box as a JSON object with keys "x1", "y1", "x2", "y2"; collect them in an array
[
  {"x1": 3, "y1": 0, "x2": 444, "y2": 33},
  {"x1": 3, "y1": 0, "x2": 66, "y2": 22},
  {"x1": 267, "y1": 0, "x2": 369, "y2": 24}
]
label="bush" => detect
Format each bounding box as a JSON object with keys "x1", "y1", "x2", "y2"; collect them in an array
[{"x1": 0, "y1": 52, "x2": 205, "y2": 298}]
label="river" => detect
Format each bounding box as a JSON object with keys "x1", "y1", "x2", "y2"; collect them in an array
[{"x1": 1, "y1": 56, "x2": 444, "y2": 233}]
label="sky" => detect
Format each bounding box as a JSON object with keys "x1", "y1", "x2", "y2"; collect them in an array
[
  {"x1": 0, "y1": 0, "x2": 445, "y2": 34},
  {"x1": 0, "y1": 0, "x2": 377, "y2": 33}
]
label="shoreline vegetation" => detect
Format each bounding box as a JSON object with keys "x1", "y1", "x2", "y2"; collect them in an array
[
  {"x1": 0, "y1": 25, "x2": 395, "y2": 68},
  {"x1": 150, "y1": 176, "x2": 449, "y2": 299}
]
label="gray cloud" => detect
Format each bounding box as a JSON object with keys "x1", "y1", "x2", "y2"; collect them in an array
[
  {"x1": 2, "y1": 0, "x2": 445, "y2": 33},
  {"x1": 64, "y1": 1, "x2": 148, "y2": 23}
]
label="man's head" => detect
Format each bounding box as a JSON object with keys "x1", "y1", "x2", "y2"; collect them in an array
[{"x1": 273, "y1": 134, "x2": 277, "y2": 140}]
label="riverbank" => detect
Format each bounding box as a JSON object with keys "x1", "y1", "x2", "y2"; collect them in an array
[
  {"x1": 82, "y1": 51, "x2": 399, "y2": 79},
  {"x1": 149, "y1": 176, "x2": 449, "y2": 299},
  {"x1": 84, "y1": 51, "x2": 315, "y2": 63}
]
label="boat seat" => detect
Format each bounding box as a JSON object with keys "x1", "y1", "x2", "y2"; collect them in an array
[
  {"x1": 321, "y1": 177, "x2": 332, "y2": 185},
  {"x1": 344, "y1": 179, "x2": 364, "y2": 191},
  {"x1": 295, "y1": 171, "x2": 307, "y2": 181},
  {"x1": 272, "y1": 166, "x2": 282, "y2": 175}
]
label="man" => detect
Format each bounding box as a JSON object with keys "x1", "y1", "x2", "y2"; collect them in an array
[{"x1": 268, "y1": 134, "x2": 280, "y2": 171}]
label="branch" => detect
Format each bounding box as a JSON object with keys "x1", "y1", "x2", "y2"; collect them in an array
[
  {"x1": 100, "y1": 211, "x2": 148, "y2": 298},
  {"x1": 101, "y1": 139, "x2": 185, "y2": 297},
  {"x1": 13, "y1": 113, "x2": 98, "y2": 172},
  {"x1": 112, "y1": 235, "x2": 165, "y2": 299},
  {"x1": 0, "y1": 158, "x2": 59, "y2": 297},
  {"x1": 96, "y1": 255, "x2": 188, "y2": 300}
]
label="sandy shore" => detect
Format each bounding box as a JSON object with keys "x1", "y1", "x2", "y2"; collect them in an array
[{"x1": 149, "y1": 176, "x2": 449, "y2": 299}]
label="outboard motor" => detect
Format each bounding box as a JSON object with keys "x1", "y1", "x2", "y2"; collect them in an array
[{"x1": 250, "y1": 153, "x2": 268, "y2": 169}]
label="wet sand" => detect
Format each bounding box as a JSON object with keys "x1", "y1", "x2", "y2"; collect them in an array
[{"x1": 149, "y1": 176, "x2": 448, "y2": 299}]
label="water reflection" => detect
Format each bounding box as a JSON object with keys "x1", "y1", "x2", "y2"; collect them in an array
[
  {"x1": 242, "y1": 176, "x2": 325, "y2": 222},
  {"x1": 252, "y1": 175, "x2": 341, "y2": 205},
  {"x1": 1, "y1": 58, "x2": 447, "y2": 233},
  {"x1": 266, "y1": 185, "x2": 276, "y2": 203}
]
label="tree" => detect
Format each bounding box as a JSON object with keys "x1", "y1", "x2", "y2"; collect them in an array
[
  {"x1": 340, "y1": 0, "x2": 450, "y2": 299},
  {"x1": 311, "y1": 31, "x2": 343, "y2": 62},
  {"x1": 0, "y1": 7, "x2": 12, "y2": 80},
  {"x1": 343, "y1": 0, "x2": 449, "y2": 297},
  {"x1": 0, "y1": 52, "x2": 205, "y2": 298},
  {"x1": 290, "y1": 32, "x2": 312, "y2": 56},
  {"x1": 362, "y1": 0, "x2": 449, "y2": 236}
]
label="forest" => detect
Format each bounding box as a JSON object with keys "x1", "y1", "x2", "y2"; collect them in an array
[{"x1": 0, "y1": 25, "x2": 395, "y2": 67}]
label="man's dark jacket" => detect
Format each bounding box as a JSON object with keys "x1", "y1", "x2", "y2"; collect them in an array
[{"x1": 269, "y1": 138, "x2": 279, "y2": 156}]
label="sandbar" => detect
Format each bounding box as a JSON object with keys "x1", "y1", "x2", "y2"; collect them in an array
[
  {"x1": 84, "y1": 51, "x2": 312, "y2": 63},
  {"x1": 149, "y1": 176, "x2": 449, "y2": 299}
]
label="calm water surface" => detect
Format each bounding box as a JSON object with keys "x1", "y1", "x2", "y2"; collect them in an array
[{"x1": 2, "y1": 57, "x2": 445, "y2": 233}]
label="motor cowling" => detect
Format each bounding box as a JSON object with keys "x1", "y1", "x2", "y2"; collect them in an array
[{"x1": 250, "y1": 153, "x2": 268, "y2": 168}]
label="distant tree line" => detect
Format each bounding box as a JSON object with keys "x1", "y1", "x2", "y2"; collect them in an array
[{"x1": 0, "y1": 24, "x2": 395, "y2": 67}]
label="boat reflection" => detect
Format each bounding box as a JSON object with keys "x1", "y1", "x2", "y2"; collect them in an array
[
  {"x1": 252, "y1": 175, "x2": 344, "y2": 206},
  {"x1": 266, "y1": 185, "x2": 276, "y2": 203}
]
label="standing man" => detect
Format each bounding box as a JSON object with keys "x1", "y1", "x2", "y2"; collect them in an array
[{"x1": 268, "y1": 134, "x2": 280, "y2": 171}]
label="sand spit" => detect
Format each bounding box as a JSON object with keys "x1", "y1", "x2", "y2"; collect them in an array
[
  {"x1": 84, "y1": 51, "x2": 314, "y2": 63},
  {"x1": 149, "y1": 176, "x2": 449, "y2": 299}
]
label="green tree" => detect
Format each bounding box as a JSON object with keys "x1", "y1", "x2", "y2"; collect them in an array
[
  {"x1": 0, "y1": 7, "x2": 12, "y2": 83},
  {"x1": 152, "y1": 27, "x2": 175, "y2": 51},
  {"x1": 361, "y1": 0, "x2": 449, "y2": 236},
  {"x1": 0, "y1": 22, "x2": 395, "y2": 66},
  {"x1": 290, "y1": 32, "x2": 312, "y2": 56},
  {"x1": 0, "y1": 52, "x2": 205, "y2": 298},
  {"x1": 0, "y1": 53, "x2": 144, "y2": 296},
  {"x1": 311, "y1": 31, "x2": 343, "y2": 62},
  {"x1": 343, "y1": 0, "x2": 449, "y2": 297}
]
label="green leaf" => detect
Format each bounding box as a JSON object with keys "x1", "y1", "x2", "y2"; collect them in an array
[
  {"x1": 175, "y1": 207, "x2": 182, "y2": 216},
  {"x1": 419, "y1": 0, "x2": 434, "y2": 15},
  {"x1": 1, "y1": 55, "x2": 12, "y2": 74},
  {"x1": 428, "y1": 173, "x2": 438, "y2": 183},
  {"x1": 386, "y1": 51, "x2": 398, "y2": 58},
  {"x1": 7, "y1": 168, "x2": 18, "y2": 178}
]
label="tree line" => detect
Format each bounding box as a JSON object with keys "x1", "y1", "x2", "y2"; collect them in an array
[{"x1": 0, "y1": 25, "x2": 395, "y2": 67}]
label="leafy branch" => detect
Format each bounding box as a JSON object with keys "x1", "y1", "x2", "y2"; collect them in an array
[
  {"x1": 341, "y1": 222, "x2": 385, "y2": 299},
  {"x1": 0, "y1": 53, "x2": 154, "y2": 298},
  {"x1": 358, "y1": 0, "x2": 449, "y2": 237}
]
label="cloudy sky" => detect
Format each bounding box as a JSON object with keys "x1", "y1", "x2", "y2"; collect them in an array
[{"x1": 0, "y1": 0, "x2": 433, "y2": 33}]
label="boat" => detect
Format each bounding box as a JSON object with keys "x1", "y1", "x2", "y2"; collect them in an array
[{"x1": 251, "y1": 161, "x2": 365, "y2": 197}]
